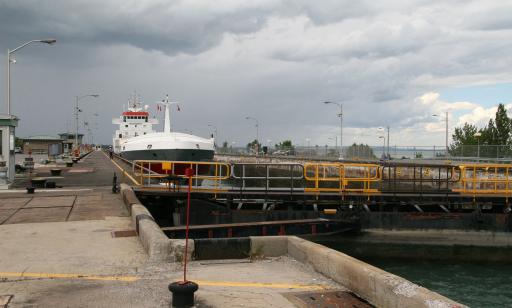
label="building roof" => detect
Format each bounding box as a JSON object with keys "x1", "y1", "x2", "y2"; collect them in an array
[
  {"x1": 58, "y1": 133, "x2": 84, "y2": 138},
  {"x1": 23, "y1": 135, "x2": 63, "y2": 141}
]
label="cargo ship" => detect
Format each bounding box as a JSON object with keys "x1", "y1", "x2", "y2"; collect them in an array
[{"x1": 112, "y1": 94, "x2": 215, "y2": 168}]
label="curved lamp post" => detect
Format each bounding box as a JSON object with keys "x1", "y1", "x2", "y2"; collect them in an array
[
  {"x1": 245, "y1": 116, "x2": 259, "y2": 154},
  {"x1": 379, "y1": 136, "x2": 386, "y2": 159},
  {"x1": 7, "y1": 39, "x2": 56, "y2": 115},
  {"x1": 75, "y1": 94, "x2": 99, "y2": 155},
  {"x1": 323, "y1": 101, "x2": 343, "y2": 159},
  {"x1": 433, "y1": 111, "x2": 449, "y2": 157}
]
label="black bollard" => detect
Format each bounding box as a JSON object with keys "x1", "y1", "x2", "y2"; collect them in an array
[
  {"x1": 112, "y1": 172, "x2": 119, "y2": 193},
  {"x1": 168, "y1": 281, "x2": 198, "y2": 307}
]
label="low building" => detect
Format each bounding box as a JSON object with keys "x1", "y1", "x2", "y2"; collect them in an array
[
  {"x1": 58, "y1": 133, "x2": 84, "y2": 154},
  {"x1": 21, "y1": 135, "x2": 64, "y2": 155}
]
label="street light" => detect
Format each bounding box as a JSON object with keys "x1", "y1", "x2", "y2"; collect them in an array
[
  {"x1": 75, "y1": 94, "x2": 99, "y2": 156},
  {"x1": 379, "y1": 136, "x2": 386, "y2": 159},
  {"x1": 245, "y1": 116, "x2": 259, "y2": 154},
  {"x1": 323, "y1": 101, "x2": 343, "y2": 159},
  {"x1": 7, "y1": 39, "x2": 56, "y2": 115},
  {"x1": 432, "y1": 111, "x2": 449, "y2": 157},
  {"x1": 474, "y1": 132, "x2": 482, "y2": 159}
]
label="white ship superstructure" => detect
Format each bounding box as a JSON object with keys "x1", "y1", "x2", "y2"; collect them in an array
[{"x1": 112, "y1": 96, "x2": 158, "y2": 153}]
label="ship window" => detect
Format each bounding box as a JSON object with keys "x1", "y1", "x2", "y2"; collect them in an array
[
  {"x1": 125, "y1": 125, "x2": 128, "y2": 128},
  {"x1": 143, "y1": 132, "x2": 146, "y2": 135},
  {"x1": 123, "y1": 116, "x2": 126, "y2": 121},
  {"x1": 135, "y1": 125, "x2": 137, "y2": 127},
  {"x1": 135, "y1": 132, "x2": 138, "y2": 137},
  {"x1": 145, "y1": 117, "x2": 148, "y2": 122},
  {"x1": 118, "y1": 134, "x2": 122, "y2": 138}
]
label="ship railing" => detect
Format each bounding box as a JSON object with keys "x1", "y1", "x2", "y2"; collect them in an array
[
  {"x1": 303, "y1": 162, "x2": 381, "y2": 194},
  {"x1": 133, "y1": 160, "x2": 231, "y2": 191},
  {"x1": 452, "y1": 164, "x2": 512, "y2": 197}
]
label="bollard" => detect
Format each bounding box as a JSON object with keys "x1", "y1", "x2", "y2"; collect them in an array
[
  {"x1": 168, "y1": 281, "x2": 199, "y2": 308},
  {"x1": 169, "y1": 168, "x2": 198, "y2": 307},
  {"x1": 112, "y1": 172, "x2": 119, "y2": 193}
]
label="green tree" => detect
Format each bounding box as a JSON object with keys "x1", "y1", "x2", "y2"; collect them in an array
[
  {"x1": 275, "y1": 140, "x2": 293, "y2": 150},
  {"x1": 246, "y1": 139, "x2": 261, "y2": 153},
  {"x1": 345, "y1": 143, "x2": 376, "y2": 159},
  {"x1": 495, "y1": 103, "x2": 511, "y2": 145},
  {"x1": 449, "y1": 123, "x2": 480, "y2": 156},
  {"x1": 450, "y1": 103, "x2": 511, "y2": 157}
]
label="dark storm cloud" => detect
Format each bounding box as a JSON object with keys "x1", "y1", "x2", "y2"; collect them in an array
[
  {"x1": 1, "y1": 0, "x2": 512, "y2": 146},
  {"x1": 0, "y1": 1, "x2": 271, "y2": 54}
]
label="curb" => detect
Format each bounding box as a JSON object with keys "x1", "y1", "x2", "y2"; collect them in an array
[{"x1": 120, "y1": 184, "x2": 193, "y2": 262}]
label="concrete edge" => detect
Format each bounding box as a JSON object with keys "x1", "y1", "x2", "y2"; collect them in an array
[
  {"x1": 120, "y1": 184, "x2": 193, "y2": 262},
  {"x1": 250, "y1": 235, "x2": 466, "y2": 308}
]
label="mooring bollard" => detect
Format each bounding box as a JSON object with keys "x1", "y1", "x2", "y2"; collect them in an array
[
  {"x1": 169, "y1": 167, "x2": 198, "y2": 307},
  {"x1": 112, "y1": 172, "x2": 119, "y2": 193}
]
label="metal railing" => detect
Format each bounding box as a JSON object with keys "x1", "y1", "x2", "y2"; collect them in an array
[
  {"x1": 122, "y1": 157, "x2": 512, "y2": 197},
  {"x1": 133, "y1": 160, "x2": 231, "y2": 191},
  {"x1": 303, "y1": 162, "x2": 380, "y2": 193},
  {"x1": 231, "y1": 163, "x2": 304, "y2": 192},
  {"x1": 453, "y1": 164, "x2": 512, "y2": 195}
]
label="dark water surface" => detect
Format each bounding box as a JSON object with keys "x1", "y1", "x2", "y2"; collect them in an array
[
  {"x1": 362, "y1": 258, "x2": 512, "y2": 307},
  {"x1": 318, "y1": 241, "x2": 512, "y2": 307}
]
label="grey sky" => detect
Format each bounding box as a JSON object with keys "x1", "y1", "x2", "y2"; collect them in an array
[{"x1": 1, "y1": 0, "x2": 512, "y2": 147}]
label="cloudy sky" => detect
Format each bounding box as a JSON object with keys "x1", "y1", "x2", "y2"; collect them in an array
[{"x1": 1, "y1": 0, "x2": 512, "y2": 147}]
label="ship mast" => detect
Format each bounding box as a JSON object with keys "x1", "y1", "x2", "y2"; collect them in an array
[{"x1": 159, "y1": 95, "x2": 180, "y2": 133}]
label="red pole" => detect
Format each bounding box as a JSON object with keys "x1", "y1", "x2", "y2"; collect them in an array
[{"x1": 182, "y1": 168, "x2": 194, "y2": 283}]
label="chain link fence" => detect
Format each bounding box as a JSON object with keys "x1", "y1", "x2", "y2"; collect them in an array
[{"x1": 217, "y1": 144, "x2": 512, "y2": 161}]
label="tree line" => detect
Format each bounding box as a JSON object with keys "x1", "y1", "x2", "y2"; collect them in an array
[{"x1": 450, "y1": 103, "x2": 511, "y2": 157}]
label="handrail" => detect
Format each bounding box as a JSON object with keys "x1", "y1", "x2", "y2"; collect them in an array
[
  {"x1": 303, "y1": 162, "x2": 381, "y2": 193},
  {"x1": 453, "y1": 164, "x2": 512, "y2": 195},
  {"x1": 133, "y1": 160, "x2": 231, "y2": 190},
  {"x1": 231, "y1": 163, "x2": 304, "y2": 193}
]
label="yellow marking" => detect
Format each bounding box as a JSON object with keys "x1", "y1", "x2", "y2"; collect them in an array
[
  {"x1": 103, "y1": 152, "x2": 140, "y2": 185},
  {"x1": 193, "y1": 279, "x2": 327, "y2": 290},
  {"x1": 0, "y1": 272, "x2": 138, "y2": 282}
]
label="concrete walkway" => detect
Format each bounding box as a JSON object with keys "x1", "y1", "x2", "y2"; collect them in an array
[{"x1": 0, "y1": 151, "x2": 347, "y2": 307}]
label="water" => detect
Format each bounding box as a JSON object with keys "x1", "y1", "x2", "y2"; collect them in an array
[
  {"x1": 313, "y1": 238, "x2": 512, "y2": 307},
  {"x1": 359, "y1": 257, "x2": 512, "y2": 307}
]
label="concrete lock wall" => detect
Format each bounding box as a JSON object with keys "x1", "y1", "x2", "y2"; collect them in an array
[
  {"x1": 120, "y1": 184, "x2": 193, "y2": 262},
  {"x1": 120, "y1": 184, "x2": 464, "y2": 307},
  {"x1": 250, "y1": 236, "x2": 465, "y2": 308}
]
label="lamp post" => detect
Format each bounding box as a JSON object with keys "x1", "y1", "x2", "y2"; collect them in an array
[
  {"x1": 432, "y1": 111, "x2": 449, "y2": 156},
  {"x1": 75, "y1": 94, "x2": 99, "y2": 156},
  {"x1": 245, "y1": 116, "x2": 259, "y2": 154},
  {"x1": 323, "y1": 101, "x2": 343, "y2": 159},
  {"x1": 7, "y1": 39, "x2": 56, "y2": 116},
  {"x1": 379, "y1": 136, "x2": 386, "y2": 159},
  {"x1": 474, "y1": 132, "x2": 482, "y2": 159},
  {"x1": 328, "y1": 136, "x2": 337, "y2": 157}
]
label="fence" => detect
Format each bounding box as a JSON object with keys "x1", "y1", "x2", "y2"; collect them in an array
[{"x1": 216, "y1": 144, "x2": 512, "y2": 161}]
